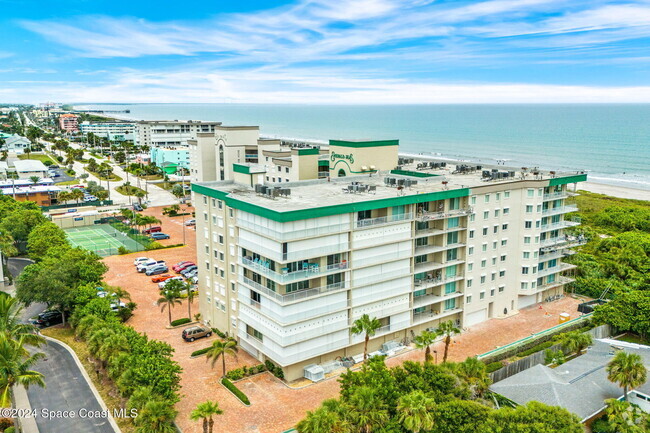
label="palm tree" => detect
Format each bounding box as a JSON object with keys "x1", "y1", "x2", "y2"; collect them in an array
[
  {"x1": 186, "y1": 285, "x2": 197, "y2": 319},
  {"x1": 455, "y1": 357, "x2": 492, "y2": 399},
  {"x1": 297, "y1": 406, "x2": 350, "y2": 433},
  {"x1": 414, "y1": 330, "x2": 437, "y2": 363},
  {"x1": 396, "y1": 390, "x2": 436, "y2": 433},
  {"x1": 437, "y1": 320, "x2": 460, "y2": 363},
  {"x1": 604, "y1": 398, "x2": 645, "y2": 432},
  {"x1": 558, "y1": 331, "x2": 593, "y2": 356},
  {"x1": 29, "y1": 175, "x2": 40, "y2": 185},
  {"x1": 96, "y1": 189, "x2": 109, "y2": 204},
  {"x1": 157, "y1": 289, "x2": 182, "y2": 325},
  {"x1": 0, "y1": 293, "x2": 44, "y2": 349},
  {"x1": 351, "y1": 314, "x2": 382, "y2": 362},
  {"x1": 70, "y1": 188, "x2": 85, "y2": 204},
  {"x1": 607, "y1": 351, "x2": 647, "y2": 401},
  {"x1": 109, "y1": 286, "x2": 131, "y2": 306},
  {"x1": 134, "y1": 400, "x2": 177, "y2": 433},
  {"x1": 205, "y1": 339, "x2": 238, "y2": 377},
  {"x1": 97, "y1": 333, "x2": 129, "y2": 370},
  {"x1": 190, "y1": 400, "x2": 223, "y2": 433},
  {"x1": 135, "y1": 189, "x2": 146, "y2": 205},
  {"x1": 0, "y1": 335, "x2": 46, "y2": 406},
  {"x1": 56, "y1": 190, "x2": 71, "y2": 204},
  {"x1": 347, "y1": 386, "x2": 389, "y2": 433}
]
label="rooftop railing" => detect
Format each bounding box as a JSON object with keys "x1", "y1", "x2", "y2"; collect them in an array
[
  {"x1": 416, "y1": 207, "x2": 474, "y2": 222},
  {"x1": 240, "y1": 276, "x2": 348, "y2": 304}
]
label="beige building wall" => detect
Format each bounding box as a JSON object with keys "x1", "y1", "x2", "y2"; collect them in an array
[
  {"x1": 188, "y1": 133, "x2": 218, "y2": 183},
  {"x1": 329, "y1": 140, "x2": 398, "y2": 177}
]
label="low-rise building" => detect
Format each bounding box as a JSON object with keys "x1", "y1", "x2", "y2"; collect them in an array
[
  {"x1": 12, "y1": 160, "x2": 48, "y2": 179},
  {"x1": 79, "y1": 121, "x2": 135, "y2": 141},
  {"x1": 0, "y1": 133, "x2": 31, "y2": 154},
  {"x1": 2, "y1": 185, "x2": 61, "y2": 206},
  {"x1": 150, "y1": 147, "x2": 190, "y2": 174}
]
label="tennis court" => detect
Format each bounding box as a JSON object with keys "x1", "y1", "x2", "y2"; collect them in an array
[{"x1": 65, "y1": 224, "x2": 146, "y2": 257}]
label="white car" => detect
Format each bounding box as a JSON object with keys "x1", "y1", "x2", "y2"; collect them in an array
[
  {"x1": 134, "y1": 257, "x2": 150, "y2": 266},
  {"x1": 137, "y1": 259, "x2": 165, "y2": 272},
  {"x1": 110, "y1": 301, "x2": 126, "y2": 312},
  {"x1": 184, "y1": 219, "x2": 196, "y2": 226},
  {"x1": 158, "y1": 276, "x2": 184, "y2": 289}
]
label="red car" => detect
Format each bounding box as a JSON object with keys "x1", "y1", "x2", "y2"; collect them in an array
[
  {"x1": 142, "y1": 226, "x2": 162, "y2": 234},
  {"x1": 151, "y1": 274, "x2": 174, "y2": 283},
  {"x1": 175, "y1": 262, "x2": 196, "y2": 273},
  {"x1": 172, "y1": 261, "x2": 193, "y2": 272}
]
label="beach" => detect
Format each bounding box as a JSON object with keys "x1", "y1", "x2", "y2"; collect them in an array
[{"x1": 579, "y1": 182, "x2": 650, "y2": 201}]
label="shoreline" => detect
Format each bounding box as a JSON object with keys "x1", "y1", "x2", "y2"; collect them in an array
[{"x1": 578, "y1": 182, "x2": 650, "y2": 201}]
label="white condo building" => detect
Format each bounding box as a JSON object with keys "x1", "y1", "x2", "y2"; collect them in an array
[
  {"x1": 135, "y1": 120, "x2": 221, "y2": 148},
  {"x1": 79, "y1": 121, "x2": 136, "y2": 141},
  {"x1": 191, "y1": 139, "x2": 586, "y2": 381}
]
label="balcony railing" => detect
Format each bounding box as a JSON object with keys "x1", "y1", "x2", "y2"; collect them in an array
[
  {"x1": 537, "y1": 263, "x2": 577, "y2": 278},
  {"x1": 542, "y1": 191, "x2": 570, "y2": 201},
  {"x1": 240, "y1": 276, "x2": 348, "y2": 304},
  {"x1": 414, "y1": 259, "x2": 464, "y2": 274},
  {"x1": 414, "y1": 226, "x2": 466, "y2": 238},
  {"x1": 241, "y1": 257, "x2": 348, "y2": 283},
  {"x1": 540, "y1": 236, "x2": 587, "y2": 249},
  {"x1": 536, "y1": 276, "x2": 575, "y2": 291},
  {"x1": 540, "y1": 220, "x2": 581, "y2": 232},
  {"x1": 413, "y1": 307, "x2": 462, "y2": 325},
  {"x1": 242, "y1": 295, "x2": 349, "y2": 324},
  {"x1": 413, "y1": 274, "x2": 463, "y2": 289},
  {"x1": 355, "y1": 213, "x2": 413, "y2": 229},
  {"x1": 239, "y1": 238, "x2": 348, "y2": 263},
  {"x1": 237, "y1": 219, "x2": 350, "y2": 242},
  {"x1": 415, "y1": 242, "x2": 465, "y2": 255},
  {"x1": 413, "y1": 291, "x2": 464, "y2": 308},
  {"x1": 416, "y1": 208, "x2": 474, "y2": 222},
  {"x1": 542, "y1": 205, "x2": 578, "y2": 216}
]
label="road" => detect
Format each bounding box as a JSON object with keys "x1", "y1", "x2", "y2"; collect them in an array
[{"x1": 8, "y1": 258, "x2": 118, "y2": 433}]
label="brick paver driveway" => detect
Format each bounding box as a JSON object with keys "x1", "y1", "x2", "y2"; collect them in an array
[{"x1": 102, "y1": 210, "x2": 586, "y2": 433}]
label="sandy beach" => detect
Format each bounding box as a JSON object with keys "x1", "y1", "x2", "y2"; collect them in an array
[{"x1": 579, "y1": 182, "x2": 650, "y2": 201}]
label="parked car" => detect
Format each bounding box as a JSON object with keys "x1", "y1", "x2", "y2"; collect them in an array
[
  {"x1": 142, "y1": 226, "x2": 162, "y2": 234},
  {"x1": 184, "y1": 269, "x2": 198, "y2": 278},
  {"x1": 134, "y1": 257, "x2": 151, "y2": 266},
  {"x1": 175, "y1": 262, "x2": 196, "y2": 273},
  {"x1": 158, "y1": 276, "x2": 184, "y2": 289},
  {"x1": 150, "y1": 233, "x2": 170, "y2": 240},
  {"x1": 184, "y1": 219, "x2": 196, "y2": 226},
  {"x1": 32, "y1": 310, "x2": 65, "y2": 327},
  {"x1": 70, "y1": 185, "x2": 85, "y2": 189},
  {"x1": 110, "y1": 301, "x2": 126, "y2": 312},
  {"x1": 137, "y1": 259, "x2": 165, "y2": 272},
  {"x1": 180, "y1": 265, "x2": 197, "y2": 277},
  {"x1": 190, "y1": 276, "x2": 198, "y2": 284},
  {"x1": 182, "y1": 326, "x2": 212, "y2": 342},
  {"x1": 84, "y1": 195, "x2": 98, "y2": 202},
  {"x1": 146, "y1": 264, "x2": 169, "y2": 276},
  {"x1": 133, "y1": 203, "x2": 143, "y2": 212},
  {"x1": 172, "y1": 261, "x2": 193, "y2": 272},
  {"x1": 151, "y1": 274, "x2": 174, "y2": 283},
  {"x1": 50, "y1": 164, "x2": 60, "y2": 169}
]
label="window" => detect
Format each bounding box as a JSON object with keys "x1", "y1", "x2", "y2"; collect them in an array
[
  {"x1": 229, "y1": 208, "x2": 234, "y2": 218},
  {"x1": 220, "y1": 269, "x2": 225, "y2": 278},
  {"x1": 415, "y1": 254, "x2": 427, "y2": 264},
  {"x1": 483, "y1": 211, "x2": 489, "y2": 220},
  {"x1": 468, "y1": 263, "x2": 473, "y2": 271},
  {"x1": 447, "y1": 217, "x2": 459, "y2": 228},
  {"x1": 231, "y1": 282, "x2": 236, "y2": 292},
  {"x1": 214, "y1": 266, "x2": 219, "y2": 275},
  {"x1": 525, "y1": 221, "x2": 532, "y2": 229},
  {"x1": 203, "y1": 196, "x2": 207, "y2": 204},
  {"x1": 219, "y1": 252, "x2": 225, "y2": 261},
  {"x1": 502, "y1": 223, "x2": 508, "y2": 230},
  {"x1": 446, "y1": 249, "x2": 457, "y2": 261},
  {"x1": 493, "y1": 225, "x2": 499, "y2": 234},
  {"x1": 492, "y1": 241, "x2": 497, "y2": 250},
  {"x1": 481, "y1": 259, "x2": 486, "y2": 268},
  {"x1": 218, "y1": 200, "x2": 223, "y2": 209},
  {"x1": 482, "y1": 227, "x2": 488, "y2": 236},
  {"x1": 230, "y1": 264, "x2": 235, "y2": 273},
  {"x1": 521, "y1": 282, "x2": 528, "y2": 290},
  {"x1": 527, "y1": 189, "x2": 535, "y2": 198},
  {"x1": 467, "y1": 278, "x2": 473, "y2": 287},
  {"x1": 449, "y1": 197, "x2": 460, "y2": 210},
  {"x1": 491, "y1": 272, "x2": 496, "y2": 281},
  {"x1": 501, "y1": 239, "x2": 508, "y2": 246},
  {"x1": 524, "y1": 236, "x2": 531, "y2": 244},
  {"x1": 504, "y1": 191, "x2": 510, "y2": 198},
  {"x1": 537, "y1": 204, "x2": 542, "y2": 213},
  {"x1": 496, "y1": 193, "x2": 501, "y2": 200},
  {"x1": 522, "y1": 266, "x2": 529, "y2": 274},
  {"x1": 468, "y1": 247, "x2": 474, "y2": 255},
  {"x1": 480, "y1": 275, "x2": 486, "y2": 284},
  {"x1": 499, "y1": 270, "x2": 506, "y2": 277},
  {"x1": 482, "y1": 243, "x2": 487, "y2": 252},
  {"x1": 526, "y1": 205, "x2": 533, "y2": 213},
  {"x1": 494, "y1": 209, "x2": 500, "y2": 217},
  {"x1": 523, "y1": 251, "x2": 530, "y2": 259},
  {"x1": 492, "y1": 257, "x2": 497, "y2": 265},
  {"x1": 211, "y1": 198, "x2": 216, "y2": 207},
  {"x1": 466, "y1": 295, "x2": 472, "y2": 304},
  {"x1": 469, "y1": 230, "x2": 475, "y2": 239},
  {"x1": 480, "y1": 291, "x2": 485, "y2": 300},
  {"x1": 490, "y1": 289, "x2": 495, "y2": 296},
  {"x1": 445, "y1": 282, "x2": 456, "y2": 294},
  {"x1": 205, "y1": 245, "x2": 209, "y2": 254},
  {"x1": 203, "y1": 212, "x2": 208, "y2": 221},
  {"x1": 498, "y1": 285, "x2": 505, "y2": 293},
  {"x1": 470, "y1": 214, "x2": 475, "y2": 222},
  {"x1": 206, "y1": 262, "x2": 210, "y2": 270},
  {"x1": 485, "y1": 194, "x2": 490, "y2": 203},
  {"x1": 444, "y1": 298, "x2": 456, "y2": 310},
  {"x1": 501, "y1": 255, "x2": 507, "y2": 262},
  {"x1": 504, "y1": 207, "x2": 510, "y2": 215},
  {"x1": 471, "y1": 196, "x2": 476, "y2": 205},
  {"x1": 218, "y1": 235, "x2": 224, "y2": 244}
]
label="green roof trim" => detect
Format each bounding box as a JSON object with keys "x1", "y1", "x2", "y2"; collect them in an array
[
  {"x1": 548, "y1": 174, "x2": 587, "y2": 187},
  {"x1": 191, "y1": 183, "x2": 469, "y2": 222},
  {"x1": 390, "y1": 169, "x2": 440, "y2": 178},
  {"x1": 329, "y1": 139, "x2": 399, "y2": 148},
  {"x1": 296, "y1": 148, "x2": 319, "y2": 156},
  {"x1": 318, "y1": 160, "x2": 329, "y2": 167},
  {"x1": 233, "y1": 163, "x2": 252, "y2": 175}
]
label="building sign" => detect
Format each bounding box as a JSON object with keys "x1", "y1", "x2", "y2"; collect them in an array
[
  {"x1": 331, "y1": 153, "x2": 354, "y2": 164},
  {"x1": 74, "y1": 217, "x2": 83, "y2": 221}
]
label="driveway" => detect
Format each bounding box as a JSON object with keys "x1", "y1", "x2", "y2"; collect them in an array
[{"x1": 7, "y1": 258, "x2": 118, "y2": 433}]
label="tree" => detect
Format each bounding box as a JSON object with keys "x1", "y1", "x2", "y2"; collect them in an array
[
  {"x1": 28, "y1": 175, "x2": 40, "y2": 185},
  {"x1": 557, "y1": 330, "x2": 592, "y2": 356},
  {"x1": 607, "y1": 351, "x2": 647, "y2": 401},
  {"x1": 0, "y1": 293, "x2": 44, "y2": 348},
  {"x1": 414, "y1": 330, "x2": 437, "y2": 363},
  {"x1": 186, "y1": 286, "x2": 196, "y2": 319},
  {"x1": 351, "y1": 314, "x2": 382, "y2": 362},
  {"x1": 297, "y1": 405, "x2": 350, "y2": 433},
  {"x1": 96, "y1": 189, "x2": 109, "y2": 203},
  {"x1": 603, "y1": 398, "x2": 647, "y2": 433},
  {"x1": 157, "y1": 289, "x2": 182, "y2": 326},
  {"x1": 171, "y1": 184, "x2": 186, "y2": 201},
  {"x1": 27, "y1": 222, "x2": 68, "y2": 261},
  {"x1": 0, "y1": 334, "x2": 45, "y2": 407},
  {"x1": 56, "y1": 190, "x2": 71, "y2": 204},
  {"x1": 135, "y1": 190, "x2": 146, "y2": 205},
  {"x1": 205, "y1": 339, "x2": 238, "y2": 377},
  {"x1": 0, "y1": 208, "x2": 47, "y2": 244},
  {"x1": 396, "y1": 390, "x2": 435, "y2": 433},
  {"x1": 437, "y1": 320, "x2": 460, "y2": 363},
  {"x1": 134, "y1": 400, "x2": 177, "y2": 433},
  {"x1": 454, "y1": 357, "x2": 492, "y2": 399},
  {"x1": 70, "y1": 188, "x2": 85, "y2": 204},
  {"x1": 190, "y1": 400, "x2": 223, "y2": 433},
  {"x1": 483, "y1": 401, "x2": 583, "y2": 433},
  {"x1": 347, "y1": 386, "x2": 389, "y2": 433}
]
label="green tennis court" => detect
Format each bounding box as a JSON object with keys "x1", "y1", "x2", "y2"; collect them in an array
[{"x1": 65, "y1": 224, "x2": 146, "y2": 257}]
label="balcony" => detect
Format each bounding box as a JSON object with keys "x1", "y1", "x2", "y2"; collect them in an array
[
  {"x1": 537, "y1": 263, "x2": 578, "y2": 278},
  {"x1": 236, "y1": 218, "x2": 350, "y2": 242},
  {"x1": 355, "y1": 213, "x2": 412, "y2": 229},
  {"x1": 239, "y1": 238, "x2": 348, "y2": 263},
  {"x1": 540, "y1": 220, "x2": 581, "y2": 232},
  {"x1": 241, "y1": 294, "x2": 349, "y2": 325},
  {"x1": 415, "y1": 242, "x2": 465, "y2": 256},
  {"x1": 542, "y1": 205, "x2": 578, "y2": 216},
  {"x1": 413, "y1": 291, "x2": 463, "y2": 308},
  {"x1": 414, "y1": 226, "x2": 466, "y2": 238},
  {"x1": 542, "y1": 191, "x2": 571, "y2": 201},
  {"x1": 414, "y1": 259, "x2": 464, "y2": 274},
  {"x1": 412, "y1": 307, "x2": 462, "y2": 325},
  {"x1": 416, "y1": 208, "x2": 474, "y2": 222},
  {"x1": 540, "y1": 236, "x2": 587, "y2": 251},
  {"x1": 413, "y1": 274, "x2": 464, "y2": 290},
  {"x1": 240, "y1": 276, "x2": 348, "y2": 304},
  {"x1": 353, "y1": 248, "x2": 413, "y2": 268},
  {"x1": 241, "y1": 257, "x2": 348, "y2": 283},
  {"x1": 537, "y1": 276, "x2": 575, "y2": 292}
]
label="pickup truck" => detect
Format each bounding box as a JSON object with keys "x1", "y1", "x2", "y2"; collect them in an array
[{"x1": 137, "y1": 259, "x2": 165, "y2": 273}]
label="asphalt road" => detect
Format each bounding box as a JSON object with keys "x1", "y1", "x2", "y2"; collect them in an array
[
  {"x1": 8, "y1": 258, "x2": 117, "y2": 433},
  {"x1": 50, "y1": 168, "x2": 74, "y2": 184}
]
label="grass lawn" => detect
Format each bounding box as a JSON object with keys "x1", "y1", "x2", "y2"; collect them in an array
[
  {"x1": 614, "y1": 333, "x2": 650, "y2": 346},
  {"x1": 158, "y1": 181, "x2": 179, "y2": 191},
  {"x1": 17, "y1": 153, "x2": 57, "y2": 164},
  {"x1": 56, "y1": 179, "x2": 80, "y2": 186},
  {"x1": 116, "y1": 184, "x2": 146, "y2": 196},
  {"x1": 141, "y1": 174, "x2": 163, "y2": 180},
  {"x1": 41, "y1": 326, "x2": 135, "y2": 433},
  {"x1": 85, "y1": 167, "x2": 123, "y2": 182}
]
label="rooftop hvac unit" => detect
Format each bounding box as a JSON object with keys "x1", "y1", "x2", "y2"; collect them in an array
[
  {"x1": 397, "y1": 178, "x2": 405, "y2": 186},
  {"x1": 411, "y1": 180, "x2": 417, "y2": 185},
  {"x1": 509, "y1": 171, "x2": 515, "y2": 178},
  {"x1": 389, "y1": 178, "x2": 396, "y2": 185},
  {"x1": 260, "y1": 185, "x2": 268, "y2": 194},
  {"x1": 482, "y1": 170, "x2": 491, "y2": 178},
  {"x1": 254, "y1": 184, "x2": 263, "y2": 193},
  {"x1": 476, "y1": 165, "x2": 482, "y2": 170},
  {"x1": 404, "y1": 179, "x2": 412, "y2": 188}
]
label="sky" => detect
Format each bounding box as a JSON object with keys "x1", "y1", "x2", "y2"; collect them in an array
[{"x1": 2, "y1": 0, "x2": 650, "y2": 104}]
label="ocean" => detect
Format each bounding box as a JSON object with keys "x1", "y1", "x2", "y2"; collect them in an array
[{"x1": 74, "y1": 104, "x2": 650, "y2": 190}]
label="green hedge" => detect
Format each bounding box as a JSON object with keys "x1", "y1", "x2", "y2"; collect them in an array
[
  {"x1": 264, "y1": 360, "x2": 285, "y2": 380},
  {"x1": 225, "y1": 364, "x2": 266, "y2": 381},
  {"x1": 486, "y1": 361, "x2": 504, "y2": 374},
  {"x1": 191, "y1": 347, "x2": 211, "y2": 357},
  {"x1": 171, "y1": 318, "x2": 191, "y2": 327},
  {"x1": 517, "y1": 341, "x2": 555, "y2": 358},
  {"x1": 221, "y1": 378, "x2": 250, "y2": 405},
  {"x1": 211, "y1": 327, "x2": 226, "y2": 338}
]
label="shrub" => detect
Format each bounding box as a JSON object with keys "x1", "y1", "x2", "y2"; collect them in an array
[
  {"x1": 485, "y1": 361, "x2": 504, "y2": 373},
  {"x1": 170, "y1": 318, "x2": 191, "y2": 327},
  {"x1": 117, "y1": 246, "x2": 131, "y2": 255},
  {"x1": 56, "y1": 155, "x2": 63, "y2": 162},
  {"x1": 264, "y1": 360, "x2": 285, "y2": 379},
  {"x1": 5, "y1": 426, "x2": 15, "y2": 433},
  {"x1": 544, "y1": 349, "x2": 566, "y2": 366},
  {"x1": 226, "y1": 368, "x2": 245, "y2": 381},
  {"x1": 145, "y1": 241, "x2": 164, "y2": 251},
  {"x1": 191, "y1": 347, "x2": 211, "y2": 357},
  {"x1": 518, "y1": 341, "x2": 555, "y2": 358},
  {"x1": 43, "y1": 160, "x2": 52, "y2": 166},
  {"x1": 225, "y1": 364, "x2": 266, "y2": 381},
  {"x1": 221, "y1": 378, "x2": 250, "y2": 405},
  {"x1": 211, "y1": 327, "x2": 226, "y2": 338}
]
